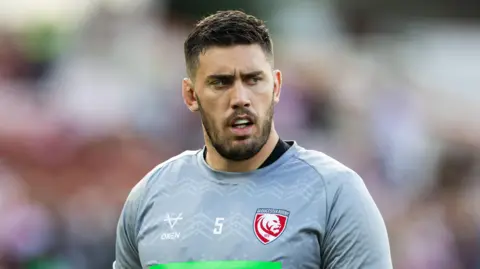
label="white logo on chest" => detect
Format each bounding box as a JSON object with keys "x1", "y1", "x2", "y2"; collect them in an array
[{"x1": 161, "y1": 213, "x2": 182, "y2": 240}]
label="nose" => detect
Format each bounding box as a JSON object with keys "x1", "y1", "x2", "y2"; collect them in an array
[{"x1": 229, "y1": 83, "x2": 251, "y2": 109}]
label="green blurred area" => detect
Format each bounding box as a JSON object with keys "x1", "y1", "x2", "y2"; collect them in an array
[{"x1": 19, "y1": 23, "x2": 69, "y2": 63}]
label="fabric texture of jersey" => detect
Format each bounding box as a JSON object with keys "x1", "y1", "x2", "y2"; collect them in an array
[{"x1": 114, "y1": 141, "x2": 392, "y2": 269}]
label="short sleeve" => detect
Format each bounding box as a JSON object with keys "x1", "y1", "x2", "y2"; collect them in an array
[
  {"x1": 321, "y1": 171, "x2": 393, "y2": 269},
  {"x1": 114, "y1": 180, "x2": 146, "y2": 269}
]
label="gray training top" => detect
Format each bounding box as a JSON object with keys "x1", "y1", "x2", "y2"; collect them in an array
[{"x1": 114, "y1": 142, "x2": 392, "y2": 269}]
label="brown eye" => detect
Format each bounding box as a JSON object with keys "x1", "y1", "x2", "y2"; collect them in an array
[
  {"x1": 210, "y1": 78, "x2": 232, "y2": 89},
  {"x1": 246, "y1": 77, "x2": 261, "y2": 86},
  {"x1": 211, "y1": 80, "x2": 224, "y2": 86}
]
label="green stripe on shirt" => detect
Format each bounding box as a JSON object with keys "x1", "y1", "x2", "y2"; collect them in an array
[{"x1": 150, "y1": 261, "x2": 281, "y2": 269}]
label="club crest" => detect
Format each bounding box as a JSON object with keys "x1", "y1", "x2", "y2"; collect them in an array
[{"x1": 253, "y1": 208, "x2": 289, "y2": 245}]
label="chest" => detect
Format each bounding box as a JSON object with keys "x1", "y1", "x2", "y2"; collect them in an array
[{"x1": 137, "y1": 179, "x2": 325, "y2": 268}]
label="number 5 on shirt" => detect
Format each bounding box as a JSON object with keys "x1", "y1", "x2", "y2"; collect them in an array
[{"x1": 213, "y1": 217, "x2": 224, "y2": 235}]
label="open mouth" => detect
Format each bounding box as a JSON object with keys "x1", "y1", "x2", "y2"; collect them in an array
[{"x1": 231, "y1": 118, "x2": 254, "y2": 129}]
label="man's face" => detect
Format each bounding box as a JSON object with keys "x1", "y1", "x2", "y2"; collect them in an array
[{"x1": 183, "y1": 45, "x2": 281, "y2": 161}]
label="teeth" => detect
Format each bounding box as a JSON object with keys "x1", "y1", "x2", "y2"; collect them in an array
[{"x1": 234, "y1": 119, "x2": 250, "y2": 125}]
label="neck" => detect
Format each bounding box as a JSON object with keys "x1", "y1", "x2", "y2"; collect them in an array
[{"x1": 205, "y1": 129, "x2": 280, "y2": 173}]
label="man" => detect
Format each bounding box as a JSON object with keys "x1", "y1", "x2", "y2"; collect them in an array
[{"x1": 114, "y1": 10, "x2": 392, "y2": 269}]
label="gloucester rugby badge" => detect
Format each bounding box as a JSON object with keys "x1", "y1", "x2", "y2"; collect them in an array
[{"x1": 253, "y1": 208, "x2": 289, "y2": 244}]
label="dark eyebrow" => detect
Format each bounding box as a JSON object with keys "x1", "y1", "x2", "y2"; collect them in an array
[
  {"x1": 206, "y1": 74, "x2": 235, "y2": 81},
  {"x1": 205, "y1": 71, "x2": 264, "y2": 82},
  {"x1": 240, "y1": 71, "x2": 264, "y2": 78}
]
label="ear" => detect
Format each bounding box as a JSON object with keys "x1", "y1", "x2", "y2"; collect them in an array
[
  {"x1": 272, "y1": 70, "x2": 282, "y2": 104},
  {"x1": 182, "y1": 78, "x2": 199, "y2": 112}
]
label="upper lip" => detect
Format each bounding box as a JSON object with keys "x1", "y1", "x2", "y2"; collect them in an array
[{"x1": 230, "y1": 115, "x2": 254, "y2": 126}]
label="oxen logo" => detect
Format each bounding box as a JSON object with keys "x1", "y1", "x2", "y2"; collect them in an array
[{"x1": 253, "y1": 208, "x2": 289, "y2": 244}]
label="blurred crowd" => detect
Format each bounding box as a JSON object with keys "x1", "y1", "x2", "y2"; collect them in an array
[{"x1": 0, "y1": 1, "x2": 479, "y2": 268}]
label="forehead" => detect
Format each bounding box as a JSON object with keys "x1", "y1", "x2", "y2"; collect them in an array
[{"x1": 196, "y1": 45, "x2": 271, "y2": 77}]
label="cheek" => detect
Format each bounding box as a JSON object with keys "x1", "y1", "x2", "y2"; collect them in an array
[
  {"x1": 203, "y1": 107, "x2": 223, "y2": 127},
  {"x1": 202, "y1": 97, "x2": 229, "y2": 121},
  {"x1": 254, "y1": 96, "x2": 273, "y2": 115},
  {"x1": 203, "y1": 93, "x2": 229, "y2": 112}
]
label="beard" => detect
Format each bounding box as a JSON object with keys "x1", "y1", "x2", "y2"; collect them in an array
[{"x1": 197, "y1": 96, "x2": 274, "y2": 161}]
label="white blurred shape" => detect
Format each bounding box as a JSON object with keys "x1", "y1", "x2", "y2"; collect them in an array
[
  {"x1": 401, "y1": 22, "x2": 480, "y2": 100},
  {"x1": 0, "y1": 0, "x2": 97, "y2": 29}
]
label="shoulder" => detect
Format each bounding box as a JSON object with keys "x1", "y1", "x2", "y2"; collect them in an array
[
  {"x1": 294, "y1": 145, "x2": 382, "y2": 230},
  {"x1": 293, "y1": 145, "x2": 363, "y2": 189},
  {"x1": 125, "y1": 150, "x2": 199, "y2": 203}
]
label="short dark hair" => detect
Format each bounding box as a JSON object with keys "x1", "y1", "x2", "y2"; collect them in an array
[{"x1": 184, "y1": 10, "x2": 273, "y2": 78}]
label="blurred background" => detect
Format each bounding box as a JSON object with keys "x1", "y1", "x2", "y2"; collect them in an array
[{"x1": 0, "y1": 0, "x2": 479, "y2": 268}]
